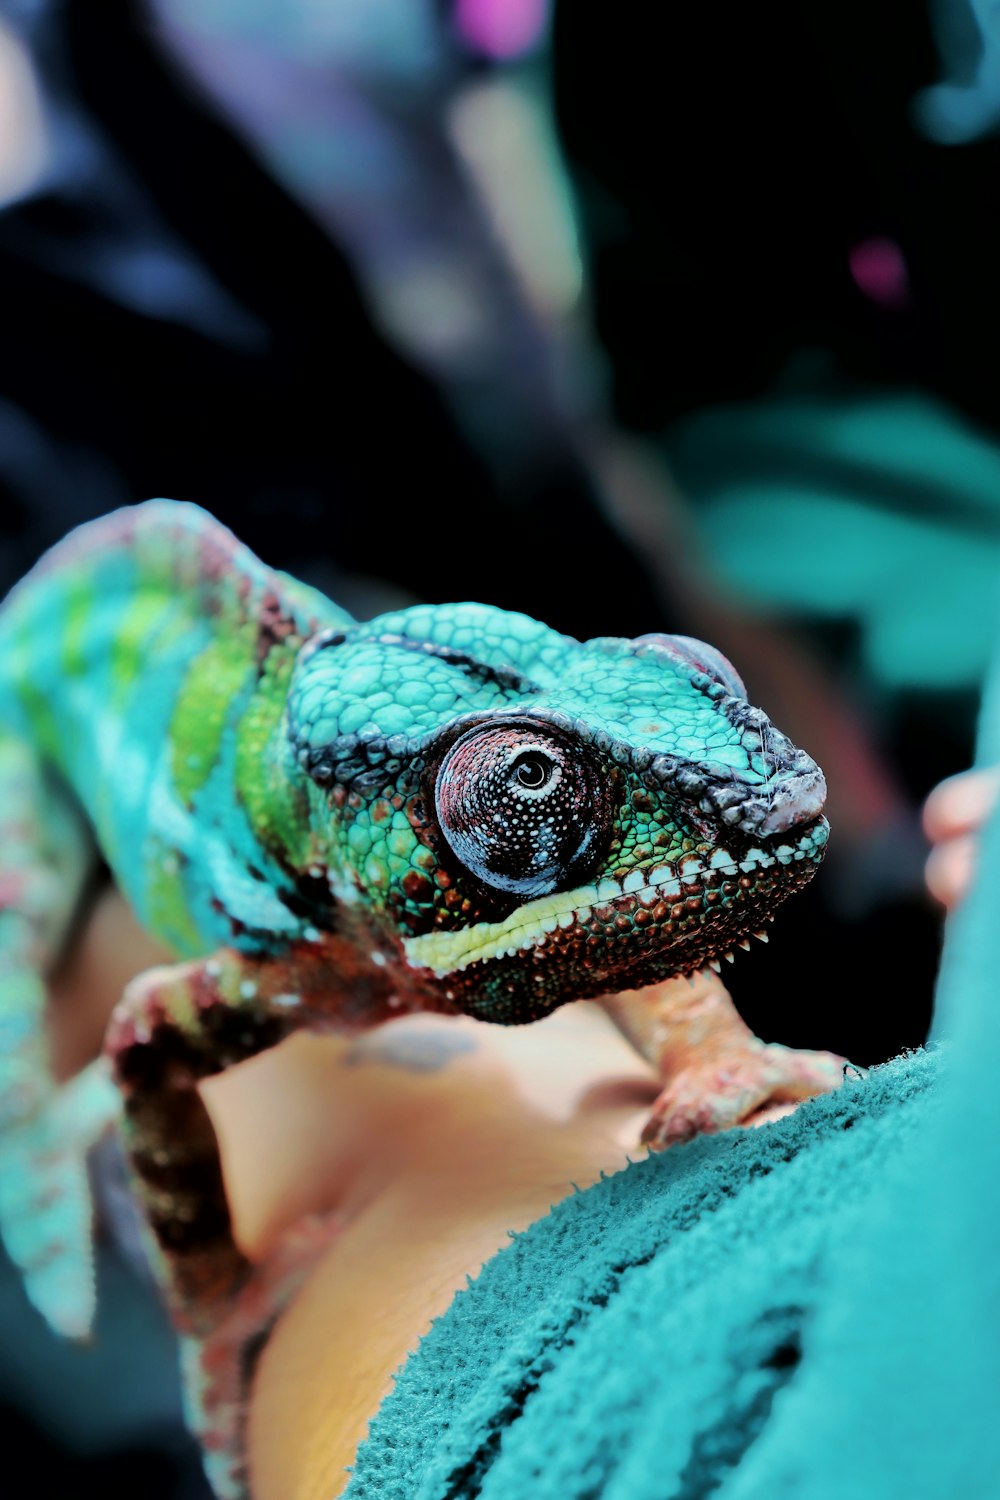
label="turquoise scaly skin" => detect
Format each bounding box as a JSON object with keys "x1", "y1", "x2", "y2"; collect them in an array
[{"x1": 0, "y1": 501, "x2": 833, "y2": 1493}]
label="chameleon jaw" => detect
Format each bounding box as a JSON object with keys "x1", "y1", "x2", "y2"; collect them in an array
[{"x1": 401, "y1": 816, "x2": 829, "y2": 1004}]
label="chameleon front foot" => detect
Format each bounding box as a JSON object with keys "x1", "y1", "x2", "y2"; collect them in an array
[
  {"x1": 600, "y1": 970, "x2": 846, "y2": 1150},
  {"x1": 640, "y1": 1036, "x2": 846, "y2": 1148}
]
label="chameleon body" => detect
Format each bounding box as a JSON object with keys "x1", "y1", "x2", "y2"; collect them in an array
[{"x1": 0, "y1": 501, "x2": 837, "y2": 1494}]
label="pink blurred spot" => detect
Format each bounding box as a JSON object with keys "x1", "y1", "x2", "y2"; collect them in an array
[
  {"x1": 848, "y1": 236, "x2": 910, "y2": 310},
  {"x1": 454, "y1": 0, "x2": 548, "y2": 60}
]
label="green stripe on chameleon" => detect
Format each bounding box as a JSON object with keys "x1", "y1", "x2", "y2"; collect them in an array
[
  {"x1": 234, "y1": 648, "x2": 313, "y2": 869},
  {"x1": 144, "y1": 835, "x2": 209, "y2": 958},
  {"x1": 96, "y1": 593, "x2": 196, "y2": 868},
  {"x1": 110, "y1": 590, "x2": 184, "y2": 699},
  {"x1": 61, "y1": 573, "x2": 95, "y2": 679},
  {"x1": 170, "y1": 631, "x2": 257, "y2": 806},
  {"x1": 2, "y1": 601, "x2": 60, "y2": 760},
  {"x1": 9, "y1": 659, "x2": 61, "y2": 765}
]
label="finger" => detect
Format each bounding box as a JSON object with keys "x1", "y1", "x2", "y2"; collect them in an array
[
  {"x1": 922, "y1": 766, "x2": 1000, "y2": 844},
  {"x1": 924, "y1": 833, "x2": 977, "y2": 910}
]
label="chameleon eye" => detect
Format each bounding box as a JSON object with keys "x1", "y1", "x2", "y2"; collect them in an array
[{"x1": 435, "y1": 718, "x2": 609, "y2": 897}]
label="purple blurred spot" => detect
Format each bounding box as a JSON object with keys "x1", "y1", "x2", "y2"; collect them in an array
[
  {"x1": 454, "y1": 0, "x2": 548, "y2": 59},
  {"x1": 848, "y1": 236, "x2": 910, "y2": 310}
]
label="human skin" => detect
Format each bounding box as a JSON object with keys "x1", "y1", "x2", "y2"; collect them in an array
[
  {"x1": 235, "y1": 1004, "x2": 661, "y2": 1500},
  {"x1": 923, "y1": 766, "x2": 1000, "y2": 910},
  {"x1": 50, "y1": 888, "x2": 662, "y2": 1499},
  {"x1": 49, "y1": 764, "x2": 986, "y2": 1498}
]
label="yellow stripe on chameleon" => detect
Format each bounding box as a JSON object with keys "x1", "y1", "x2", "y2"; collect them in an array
[
  {"x1": 111, "y1": 589, "x2": 183, "y2": 699},
  {"x1": 402, "y1": 883, "x2": 597, "y2": 976},
  {"x1": 61, "y1": 572, "x2": 94, "y2": 678},
  {"x1": 170, "y1": 629, "x2": 256, "y2": 805},
  {"x1": 235, "y1": 648, "x2": 314, "y2": 870},
  {"x1": 144, "y1": 847, "x2": 209, "y2": 958}
]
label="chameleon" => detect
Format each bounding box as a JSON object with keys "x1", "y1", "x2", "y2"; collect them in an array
[{"x1": 0, "y1": 500, "x2": 840, "y2": 1495}]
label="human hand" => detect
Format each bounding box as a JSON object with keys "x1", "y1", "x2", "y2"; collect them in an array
[{"x1": 923, "y1": 766, "x2": 1000, "y2": 909}]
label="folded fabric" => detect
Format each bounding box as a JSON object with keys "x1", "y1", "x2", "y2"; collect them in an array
[{"x1": 345, "y1": 671, "x2": 1000, "y2": 1498}]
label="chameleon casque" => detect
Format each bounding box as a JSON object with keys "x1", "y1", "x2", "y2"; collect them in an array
[{"x1": 0, "y1": 501, "x2": 840, "y2": 1495}]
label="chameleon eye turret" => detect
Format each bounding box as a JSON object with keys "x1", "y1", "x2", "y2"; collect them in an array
[
  {"x1": 434, "y1": 716, "x2": 612, "y2": 898},
  {"x1": 632, "y1": 633, "x2": 748, "y2": 700}
]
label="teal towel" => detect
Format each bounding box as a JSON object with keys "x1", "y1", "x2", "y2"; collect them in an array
[
  {"x1": 345, "y1": 1050, "x2": 940, "y2": 1500},
  {"x1": 345, "y1": 681, "x2": 1000, "y2": 1496}
]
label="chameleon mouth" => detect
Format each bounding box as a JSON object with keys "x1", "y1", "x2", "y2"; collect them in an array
[{"x1": 402, "y1": 815, "x2": 829, "y2": 984}]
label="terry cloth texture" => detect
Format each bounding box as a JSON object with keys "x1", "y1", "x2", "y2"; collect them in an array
[
  {"x1": 344, "y1": 667, "x2": 1000, "y2": 1498},
  {"x1": 343, "y1": 1049, "x2": 940, "y2": 1500}
]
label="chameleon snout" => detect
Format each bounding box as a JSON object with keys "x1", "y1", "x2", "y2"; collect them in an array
[
  {"x1": 754, "y1": 765, "x2": 828, "y2": 838},
  {"x1": 691, "y1": 693, "x2": 829, "y2": 848}
]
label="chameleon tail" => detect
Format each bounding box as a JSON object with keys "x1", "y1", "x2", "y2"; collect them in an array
[
  {"x1": 0, "y1": 735, "x2": 112, "y2": 1338},
  {"x1": 0, "y1": 1058, "x2": 118, "y2": 1338}
]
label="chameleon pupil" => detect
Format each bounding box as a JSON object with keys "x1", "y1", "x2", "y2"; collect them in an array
[{"x1": 514, "y1": 756, "x2": 550, "y2": 789}]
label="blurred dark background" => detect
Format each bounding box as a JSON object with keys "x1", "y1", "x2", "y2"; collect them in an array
[{"x1": 2, "y1": 0, "x2": 1000, "y2": 1492}]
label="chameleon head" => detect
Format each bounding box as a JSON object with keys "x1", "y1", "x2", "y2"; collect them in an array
[{"x1": 288, "y1": 611, "x2": 828, "y2": 1023}]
